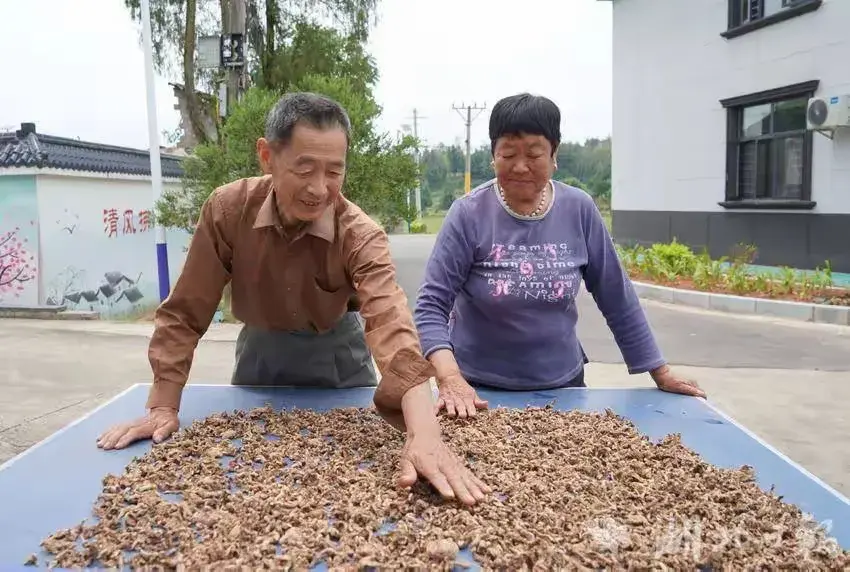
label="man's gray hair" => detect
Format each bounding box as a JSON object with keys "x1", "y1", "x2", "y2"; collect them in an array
[{"x1": 264, "y1": 92, "x2": 351, "y2": 147}]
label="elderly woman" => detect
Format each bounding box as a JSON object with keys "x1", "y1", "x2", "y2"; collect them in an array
[{"x1": 414, "y1": 93, "x2": 705, "y2": 418}]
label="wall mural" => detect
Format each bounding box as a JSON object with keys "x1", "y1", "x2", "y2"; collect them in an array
[
  {"x1": 0, "y1": 176, "x2": 39, "y2": 306},
  {"x1": 41, "y1": 202, "x2": 155, "y2": 317},
  {"x1": 44, "y1": 266, "x2": 147, "y2": 312},
  {"x1": 37, "y1": 177, "x2": 193, "y2": 319}
]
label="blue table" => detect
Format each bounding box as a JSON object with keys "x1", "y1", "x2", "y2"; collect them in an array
[{"x1": 1, "y1": 384, "x2": 848, "y2": 570}]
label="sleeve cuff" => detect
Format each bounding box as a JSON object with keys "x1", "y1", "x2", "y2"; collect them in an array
[
  {"x1": 627, "y1": 358, "x2": 667, "y2": 375},
  {"x1": 145, "y1": 380, "x2": 185, "y2": 411},
  {"x1": 372, "y1": 347, "x2": 435, "y2": 414},
  {"x1": 423, "y1": 343, "x2": 453, "y2": 360}
]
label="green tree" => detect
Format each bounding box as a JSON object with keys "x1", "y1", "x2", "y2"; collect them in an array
[
  {"x1": 554, "y1": 137, "x2": 611, "y2": 200},
  {"x1": 415, "y1": 137, "x2": 612, "y2": 213},
  {"x1": 423, "y1": 148, "x2": 449, "y2": 191},
  {"x1": 470, "y1": 145, "x2": 492, "y2": 184},
  {"x1": 560, "y1": 176, "x2": 585, "y2": 190},
  {"x1": 123, "y1": 0, "x2": 379, "y2": 145},
  {"x1": 157, "y1": 78, "x2": 418, "y2": 233},
  {"x1": 258, "y1": 21, "x2": 378, "y2": 94},
  {"x1": 446, "y1": 145, "x2": 464, "y2": 174},
  {"x1": 156, "y1": 88, "x2": 280, "y2": 231}
]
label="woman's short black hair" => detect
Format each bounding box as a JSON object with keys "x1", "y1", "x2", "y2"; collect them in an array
[{"x1": 489, "y1": 93, "x2": 561, "y2": 156}]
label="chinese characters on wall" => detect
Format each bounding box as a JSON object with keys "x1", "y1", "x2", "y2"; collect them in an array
[{"x1": 103, "y1": 208, "x2": 152, "y2": 238}]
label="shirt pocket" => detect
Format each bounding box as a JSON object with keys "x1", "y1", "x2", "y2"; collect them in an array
[
  {"x1": 310, "y1": 281, "x2": 352, "y2": 331},
  {"x1": 312, "y1": 262, "x2": 352, "y2": 330},
  {"x1": 313, "y1": 238, "x2": 349, "y2": 293},
  {"x1": 309, "y1": 239, "x2": 354, "y2": 330}
]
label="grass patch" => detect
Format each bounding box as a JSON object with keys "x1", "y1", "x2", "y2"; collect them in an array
[{"x1": 418, "y1": 213, "x2": 446, "y2": 234}]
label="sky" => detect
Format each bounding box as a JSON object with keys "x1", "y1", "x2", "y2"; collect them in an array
[{"x1": 0, "y1": 0, "x2": 612, "y2": 151}]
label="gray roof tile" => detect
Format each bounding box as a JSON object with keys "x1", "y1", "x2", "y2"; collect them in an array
[{"x1": 0, "y1": 123, "x2": 185, "y2": 178}]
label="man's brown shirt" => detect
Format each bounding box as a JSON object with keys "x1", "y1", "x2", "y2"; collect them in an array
[{"x1": 147, "y1": 175, "x2": 434, "y2": 413}]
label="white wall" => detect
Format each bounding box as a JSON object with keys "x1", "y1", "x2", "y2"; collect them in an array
[
  {"x1": 611, "y1": 0, "x2": 850, "y2": 213},
  {"x1": 36, "y1": 175, "x2": 191, "y2": 317}
]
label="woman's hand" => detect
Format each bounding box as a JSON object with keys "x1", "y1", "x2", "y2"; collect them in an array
[
  {"x1": 436, "y1": 373, "x2": 489, "y2": 418},
  {"x1": 651, "y1": 365, "x2": 706, "y2": 398}
]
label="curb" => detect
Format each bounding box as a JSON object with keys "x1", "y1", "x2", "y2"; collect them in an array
[
  {"x1": 631, "y1": 281, "x2": 850, "y2": 327},
  {"x1": 0, "y1": 306, "x2": 100, "y2": 321}
]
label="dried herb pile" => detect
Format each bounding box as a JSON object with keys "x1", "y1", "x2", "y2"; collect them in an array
[{"x1": 37, "y1": 406, "x2": 849, "y2": 570}]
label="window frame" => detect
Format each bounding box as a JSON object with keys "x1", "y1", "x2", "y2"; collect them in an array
[
  {"x1": 719, "y1": 80, "x2": 819, "y2": 210},
  {"x1": 722, "y1": 0, "x2": 822, "y2": 39}
]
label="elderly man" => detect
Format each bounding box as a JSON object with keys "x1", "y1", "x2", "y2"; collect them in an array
[{"x1": 96, "y1": 92, "x2": 489, "y2": 506}]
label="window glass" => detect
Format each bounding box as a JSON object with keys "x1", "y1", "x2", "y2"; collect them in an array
[
  {"x1": 741, "y1": 104, "x2": 771, "y2": 138},
  {"x1": 771, "y1": 97, "x2": 807, "y2": 133}
]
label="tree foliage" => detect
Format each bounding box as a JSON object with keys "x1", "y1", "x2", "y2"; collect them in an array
[
  {"x1": 123, "y1": 0, "x2": 379, "y2": 144},
  {"x1": 418, "y1": 137, "x2": 612, "y2": 213},
  {"x1": 155, "y1": 20, "x2": 419, "y2": 233}
]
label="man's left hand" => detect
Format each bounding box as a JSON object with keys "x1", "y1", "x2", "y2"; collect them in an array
[
  {"x1": 397, "y1": 431, "x2": 491, "y2": 506},
  {"x1": 651, "y1": 366, "x2": 706, "y2": 398}
]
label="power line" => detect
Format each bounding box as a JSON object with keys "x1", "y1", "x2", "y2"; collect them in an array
[{"x1": 452, "y1": 102, "x2": 487, "y2": 195}]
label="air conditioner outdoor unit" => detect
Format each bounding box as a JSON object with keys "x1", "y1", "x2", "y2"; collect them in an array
[{"x1": 807, "y1": 94, "x2": 850, "y2": 130}]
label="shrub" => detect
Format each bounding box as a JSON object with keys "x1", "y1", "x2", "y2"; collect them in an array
[
  {"x1": 410, "y1": 221, "x2": 428, "y2": 234},
  {"x1": 616, "y1": 239, "x2": 841, "y2": 302},
  {"x1": 648, "y1": 239, "x2": 699, "y2": 277}
]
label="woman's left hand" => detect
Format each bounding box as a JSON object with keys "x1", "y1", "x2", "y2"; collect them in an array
[{"x1": 651, "y1": 366, "x2": 706, "y2": 398}]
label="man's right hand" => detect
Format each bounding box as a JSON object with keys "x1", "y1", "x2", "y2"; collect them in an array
[
  {"x1": 96, "y1": 406, "x2": 179, "y2": 450},
  {"x1": 436, "y1": 373, "x2": 489, "y2": 419}
]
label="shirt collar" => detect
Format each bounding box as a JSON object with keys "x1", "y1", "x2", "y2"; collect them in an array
[{"x1": 253, "y1": 187, "x2": 336, "y2": 242}]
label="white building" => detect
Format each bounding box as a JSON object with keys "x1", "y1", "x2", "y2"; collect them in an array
[{"x1": 606, "y1": 0, "x2": 850, "y2": 272}]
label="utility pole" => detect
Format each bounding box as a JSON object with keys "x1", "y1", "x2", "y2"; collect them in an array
[
  {"x1": 452, "y1": 102, "x2": 486, "y2": 195},
  {"x1": 407, "y1": 108, "x2": 426, "y2": 218},
  {"x1": 222, "y1": 0, "x2": 247, "y2": 115}
]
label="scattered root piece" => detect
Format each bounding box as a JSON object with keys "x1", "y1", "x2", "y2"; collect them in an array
[
  {"x1": 39, "y1": 406, "x2": 850, "y2": 570},
  {"x1": 426, "y1": 538, "x2": 460, "y2": 561}
]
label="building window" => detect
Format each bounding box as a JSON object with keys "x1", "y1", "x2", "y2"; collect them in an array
[
  {"x1": 719, "y1": 80, "x2": 819, "y2": 209},
  {"x1": 724, "y1": 0, "x2": 822, "y2": 39}
]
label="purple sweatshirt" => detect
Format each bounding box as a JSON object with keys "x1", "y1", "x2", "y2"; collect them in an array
[{"x1": 414, "y1": 179, "x2": 666, "y2": 390}]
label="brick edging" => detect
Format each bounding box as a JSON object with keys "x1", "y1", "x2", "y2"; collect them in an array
[{"x1": 630, "y1": 281, "x2": 850, "y2": 326}]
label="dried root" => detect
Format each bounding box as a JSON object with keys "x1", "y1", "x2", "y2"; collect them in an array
[{"x1": 39, "y1": 406, "x2": 850, "y2": 570}]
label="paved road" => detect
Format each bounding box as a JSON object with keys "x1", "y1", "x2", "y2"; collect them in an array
[{"x1": 388, "y1": 235, "x2": 850, "y2": 372}]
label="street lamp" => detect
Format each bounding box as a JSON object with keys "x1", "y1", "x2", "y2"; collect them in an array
[{"x1": 140, "y1": 0, "x2": 170, "y2": 302}]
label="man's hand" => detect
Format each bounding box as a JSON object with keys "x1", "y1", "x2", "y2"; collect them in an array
[
  {"x1": 397, "y1": 429, "x2": 491, "y2": 505},
  {"x1": 96, "y1": 407, "x2": 180, "y2": 450},
  {"x1": 651, "y1": 365, "x2": 707, "y2": 398},
  {"x1": 436, "y1": 373, "x2": 489, "y2": 418}
]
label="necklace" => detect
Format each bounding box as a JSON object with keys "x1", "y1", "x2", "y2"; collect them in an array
[{"x1": 498, "y1": 181, "x2": 550, "y2": 218}]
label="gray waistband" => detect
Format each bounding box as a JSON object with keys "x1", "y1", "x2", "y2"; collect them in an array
[{"x1": 231, "y1": 312, "x2": 376, "y2": 388}]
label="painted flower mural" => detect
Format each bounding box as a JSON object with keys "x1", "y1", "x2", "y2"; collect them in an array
[{"x1": 0, "y1": 226, "x2": 37, "y2": 301}]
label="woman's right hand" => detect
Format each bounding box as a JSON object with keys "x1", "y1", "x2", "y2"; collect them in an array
[{"x1": 436, "y1": 373, "x2": 489, "y2": 419}]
